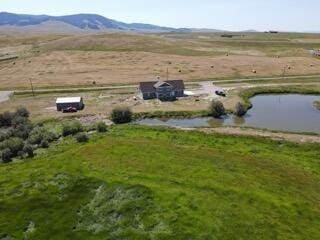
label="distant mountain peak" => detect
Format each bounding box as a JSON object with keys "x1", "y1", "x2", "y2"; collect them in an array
[{"x1": 0, "y1": 12, "x2": 224, "y2": 33}]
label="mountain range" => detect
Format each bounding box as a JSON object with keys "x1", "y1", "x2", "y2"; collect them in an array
[{"x1": 0, "y1": 12, "x2": 224, "y2": 33}]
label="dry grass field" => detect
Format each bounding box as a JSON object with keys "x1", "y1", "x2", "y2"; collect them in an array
[{"x1": 1, "y1": 32, "x2": 320, "y2": 89}]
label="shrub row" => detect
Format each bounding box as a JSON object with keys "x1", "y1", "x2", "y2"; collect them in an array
[
  {"x1": 0, "y1": 138, "x2": 34, "y2": 163},
  {"x1": 0, "y1": 107, "x2": 29, "y2": 127}
]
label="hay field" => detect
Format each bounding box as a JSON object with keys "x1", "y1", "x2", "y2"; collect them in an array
[{"x1": 1, "y1": 32, "x2": 320, "y2": 89}]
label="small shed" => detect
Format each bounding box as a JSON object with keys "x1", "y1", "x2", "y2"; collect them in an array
[{"x1": 56, "y1": 97, "x2": 84, "y2": 111}]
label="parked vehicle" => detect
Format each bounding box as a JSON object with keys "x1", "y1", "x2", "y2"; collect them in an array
[
  {"x1": 62, "y1": 107, "x2": 78, "y2": 113},
  {"x1": 215, "y1": 90, "x2": 226, "y2": 97}
]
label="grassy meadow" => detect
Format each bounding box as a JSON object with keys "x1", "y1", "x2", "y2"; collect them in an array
[
  {"x1": 0, "y1": 125, "x2": 319, "y2": 239},
  {"x1": 44, "y1": 32, "x2": 320, "y2": 57}
]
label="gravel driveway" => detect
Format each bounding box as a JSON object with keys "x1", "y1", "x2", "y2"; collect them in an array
[
  {"x1": 0, "y1": 91, "x2": 13, "y2": 103},
  {"x1": 192, "y1": 81, "x2": 225, "y2": 100}
]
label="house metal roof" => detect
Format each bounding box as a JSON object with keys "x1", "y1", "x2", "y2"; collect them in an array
[
  {"x1": 140, "y1": 80, "x2": 185, "y2": 93},
  {"x1": 153, "y1": 81, "x2": 172, "y2": 88},
  {"x1": 56, "y1": 97, "x2": 82, "y2": 104}
]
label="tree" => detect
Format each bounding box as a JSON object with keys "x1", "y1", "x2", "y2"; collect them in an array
[
  {"x1": 111, "y1": 107, "x2": 133, "y2": 124},
  {"x1": 209, "y1": 100, "x2": 225, "y2": 118},
  {"x1": 234, "y1": 102, "x2": 248, "y2": 117}
]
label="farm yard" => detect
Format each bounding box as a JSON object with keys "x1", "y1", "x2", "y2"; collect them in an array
[{"x1": 0, "y1": 79, "x2": 319, "y2": 121}]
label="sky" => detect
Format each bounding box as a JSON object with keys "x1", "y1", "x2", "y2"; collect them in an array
[{"x1": 1, "y1": 0, "x2": 319, "y2": 32}]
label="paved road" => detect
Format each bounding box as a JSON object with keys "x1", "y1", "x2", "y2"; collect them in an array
[
  {"x1": 6, "y1": 74, "x2": 320, "y2": 96},
  {"x1": 0, "y1": 91, "x2": 13, "y2": 103}
]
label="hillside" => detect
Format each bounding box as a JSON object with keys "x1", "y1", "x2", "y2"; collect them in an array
[
  {"x1": 0, "y1": 12, "x2": 217, "y2": 33},
  {"x1": 0, "y1": 125, "x2": 319, "y2": 239}
]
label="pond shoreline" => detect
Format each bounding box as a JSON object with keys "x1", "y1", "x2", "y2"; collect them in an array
[
  {"x1": 133, "y1": 86, "x2": 320, "y2": 120},
  {"x1": 239, "y1": 85, "x2": 320, "y2": 109},
  {"x1": 182, "y1": 127, "x2": 320, "y2": 144},
  {"x1": 135, "y1": 94, "x2": 320, "y2": 134}
]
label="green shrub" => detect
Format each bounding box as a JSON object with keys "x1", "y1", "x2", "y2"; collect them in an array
[
  {"x1": 0, "y1": 133, "x2": 6, "y2": 142},
  {"x1": 13, "y1": 122, "x2": 33, "y2": 140},
  {"x1": 209, "y1": 100, "x2": 225, "y2": 118},
  {"x1": 0, "y1": 108, "x2": 30, "y2": 128},
  {"x1": 62, "y1": 122, "x2": 84, "y2": 137},
  {"x1": 0, "y1": 111, "x2": 14, "y2": 127},
  {"x1": 40, "y1": 140, "x2": 49, "y2": 148},
  {"x1": 96, "y1": 122, "x2": 108, "y2": 132},
  {"x1": 15, "y1": 107, "x2": 29, "y2": 118},
  {"x1": 47, "y1": 132, "x2": 58, "y2": 142},
  {"x1": 17, "y1": 151, "x2": 25, "y2": 159},
  {"x1": 111, "y1": 107, "x2": 133, "y2": 124},
  {"x1": 234, "y1": 102, "x2": 248, "y2": 117},
  {"x1": 28, "y1": 127, "x2": 47, "y2": 145},
  {"x1": 75, "y1": 133, "x2": 89, "y2": 143},
  {"x1": 0, "y1": 130, "x2": 13, "y2": 142},
  {"x1": 23, "y1": 144, "x2": 34, "y2": 158},
  {"x1": 1, "y1": 137, "x2": 24, "y2": 156},
  {"x1": 11, "y1": 115, "x2": 29, "y2": 128},
  {"x1": 314, "y1": 100, "x2": 320, "y2": 111},
  {"x1": 1, "y1": 148, "x2": 12, "y2": 163}
]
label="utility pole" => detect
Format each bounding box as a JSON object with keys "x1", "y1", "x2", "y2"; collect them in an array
[
  {"x1": 29, "y1": 78, "x2": 35, "y2": 96},
  {"x1": 282, "y1": 65, "x2": 286, "y2": 77},
  {"x1": 166, "y1": 67, "x2": 169, "y2": 81}
]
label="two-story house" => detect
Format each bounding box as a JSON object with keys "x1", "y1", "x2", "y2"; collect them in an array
[{"x1": 139, "y1": 80, "x2": 185, "y2": 101}]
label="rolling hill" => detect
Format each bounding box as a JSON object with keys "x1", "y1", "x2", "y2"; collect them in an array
[{"x1": 0, "y1": 12, "x2": 222, "y2": 33}]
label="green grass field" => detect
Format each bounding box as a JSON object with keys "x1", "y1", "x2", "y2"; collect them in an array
[{"x1": 0, "y1": 125, "x2": 319, "y2": 239}]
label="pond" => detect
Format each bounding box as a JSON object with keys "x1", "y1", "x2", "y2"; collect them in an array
[{"x1": 136, "y1": 94, "x2": 320, "y2": 133}]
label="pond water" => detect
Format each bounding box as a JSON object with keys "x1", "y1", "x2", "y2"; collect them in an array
[{"x1": 136, "y1": 94, "x2": 320, "y2": 133}]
